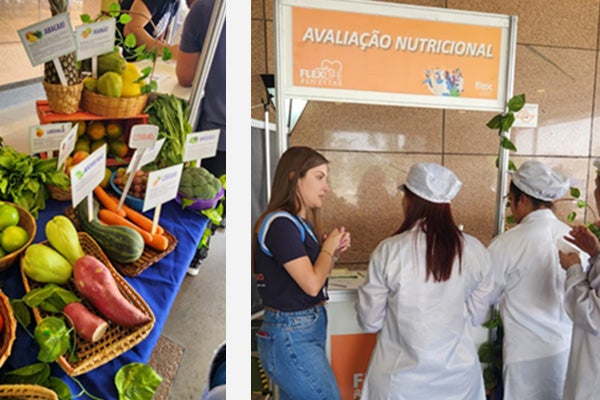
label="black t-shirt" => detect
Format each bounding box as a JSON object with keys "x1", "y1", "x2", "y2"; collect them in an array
[
  {"x1": 116, "y1": 0, "x2": 180, "y2": 59},
  {"x1": 255, "y1": 214, "x2": 327, "y2": 311}
]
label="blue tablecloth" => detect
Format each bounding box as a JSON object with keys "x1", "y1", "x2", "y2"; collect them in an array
[{"x1": 0, "y1": 198, "x2": 208, "y2": 399}]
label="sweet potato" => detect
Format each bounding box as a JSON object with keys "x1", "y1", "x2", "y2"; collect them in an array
[
  {"x1": 63, "y1": 302, "x2": 108, "y2": 343},
  {"x1": 73, "y1": 255, "x2": 151, "y2": 328}
]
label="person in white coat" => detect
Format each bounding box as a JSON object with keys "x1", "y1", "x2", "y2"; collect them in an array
[
  {"x1": 487, "y1": 160, "x2": 578, "y2": 400},
  {"x1": 557, "y1": 164, "x2": 600, "y2": 400},
  {"x1": 558, "y1": 224, "x2": 600, "y2": 400},
  {"x1": 355, "y1": 162, "x2": 493, "y2": 400}
]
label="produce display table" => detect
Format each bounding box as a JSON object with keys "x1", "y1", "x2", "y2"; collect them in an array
[{"x1": 0, "y1": 198, "x2": 209, "y2": 399}]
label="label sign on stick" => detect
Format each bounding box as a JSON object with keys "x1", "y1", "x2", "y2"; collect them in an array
[
  {"x1": 143, "y1": 164, "x2": 183, "y2": 212},
  {"x1": 18, "y1": 13, "x2": 76, "y2": 66},
  {"x1": 70, "y1": 144, "x2": 107, "y2": 208},
  {"x1": 57, "y1": 125, "x2": 78, "y2": 171},
  {"x1": 75, "y1": 19, "x2": 116, "y2": 61},
  {"x1": 126, "y1": 138, "x2": 166, "y2": 174},
  {"x1": 129, "y1": 124, "x2": 159, "y2": 149},
  {"x1": 183, "y1": 129, "x2": 220, "y2": 162},
  {"x1": 29, "y1": 123, "x2": 71, "y2": 154}
]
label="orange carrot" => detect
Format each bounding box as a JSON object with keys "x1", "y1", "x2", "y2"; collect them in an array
[
  {"x1": 121, "y1": 203, "x2": 164, "y2": 235},
  {"x1": 146, "y1": 233, "x2": 169, "y2": 252},
  {"x1": 94, "y1": 186, "x2": 126, "y2": 218},
  {"x1": 98, "y1": 209, "x2": 153, "y2": 243}
]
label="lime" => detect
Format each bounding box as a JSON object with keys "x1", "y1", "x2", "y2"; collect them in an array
[
  {"x1": 1, "y1": 225, "x2": 29, "y2": 253},
  {"x1": 0, "y1": 204, "x2": 19, "y2": 231}
]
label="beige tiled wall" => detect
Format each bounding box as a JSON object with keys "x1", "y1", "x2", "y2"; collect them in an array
[{"x1": 251, "y1": 0, "x2": 600, "y2": 267}]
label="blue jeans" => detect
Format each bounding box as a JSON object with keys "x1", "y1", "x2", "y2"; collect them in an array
[{"x1": 257, "y1": 305, "x2": 341, "y2": 400}]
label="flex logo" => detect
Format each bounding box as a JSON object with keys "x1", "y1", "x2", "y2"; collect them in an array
[{"x1": 299, "y1": 59, "x2": 343, "y2": 87}]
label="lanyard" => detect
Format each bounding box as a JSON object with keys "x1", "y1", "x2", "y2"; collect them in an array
[{"x1": 296, "y1": 215, "x2": 319, "y2": 244}]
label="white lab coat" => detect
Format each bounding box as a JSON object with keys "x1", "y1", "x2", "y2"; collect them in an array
[
  {"x1": 487, "y1": 209, "x2": 580, "y2": 400},
  {"x1": 562, "y1": 254, "x2": 600, "y2": 400},
  {"x1": 355, "y1": 225, "x2": 493, "y2": 400}
]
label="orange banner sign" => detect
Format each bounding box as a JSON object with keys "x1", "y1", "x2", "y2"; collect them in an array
[
  {"x1": 277, "y1": 0, "x2": 516, "y2": 111},
  {"x1": 330, "y1": 333, "x2": 377, "y2": 400}
]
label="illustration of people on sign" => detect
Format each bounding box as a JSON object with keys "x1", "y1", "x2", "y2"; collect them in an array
[{"x1": 423, "y1": 67, "x2": 464, "y2": 97}]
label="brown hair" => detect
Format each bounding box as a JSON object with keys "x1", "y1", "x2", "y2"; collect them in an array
[
  {"x1": 396, "y1": 188, "x2": 463, "y2": 282},
  {"x1": 252, "y1": 147, "x2": 329, "y2": 270},
  {"x1": 509, "y1": 181, "x2": 553, "y2": 210}
]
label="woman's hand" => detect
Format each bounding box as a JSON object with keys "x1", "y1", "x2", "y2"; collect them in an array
[
  {"x1": 322, "y1": 227, "x2": 345, "y2": 256},
  {"x1": 566, "y1": 225, "x2": 600, "y2": 257},
  {"x1": 559, "y1": 250, "x2": 581, "y2": 271}
]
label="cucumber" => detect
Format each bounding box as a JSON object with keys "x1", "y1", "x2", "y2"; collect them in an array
[{"x1": 75, "y1": 199, "x2": 145, "y2": 264}]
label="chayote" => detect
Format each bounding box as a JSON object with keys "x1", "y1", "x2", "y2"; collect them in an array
[{"x1": 22, "y1": 243, "x2": 72, "y2": 284}]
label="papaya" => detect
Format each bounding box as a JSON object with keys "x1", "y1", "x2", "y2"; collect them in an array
[
  {"x1": 97, "y1": 72, "x2": 123, "y2": 98},
  {"x1": 98, "y1": 51, "x2": 126, "y2": 76}
]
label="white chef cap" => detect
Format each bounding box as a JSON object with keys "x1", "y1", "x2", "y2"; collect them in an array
[
  {"x1": 399, "y1": 162, "x2": 462, "y2": 204},
  {"x1": 510, "y1": 160, "x2": 569, "y2": 201}
]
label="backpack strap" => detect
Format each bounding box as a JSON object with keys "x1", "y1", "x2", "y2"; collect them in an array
[{"x1": 258, "y1": 211, "x2": 305, "y2": 257}]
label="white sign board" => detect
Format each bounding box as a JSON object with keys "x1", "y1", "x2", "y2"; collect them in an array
[
  {"x1": 75, "y1": 19, "x2": 116, "y2": 61},
  {"x1": 143, "y1": 164, "x2": 183, "y2": 212},
  {"x1": 70, "y1": 144, "x2": 107, "y2": 207},
  {"x1": 183, "y1": 129, "x2": 220, "y2": 162},
  {"x1": 18, "y1": 13, "x2": 77, "y2": 66},
  {"x1": 129, "y1": 124, "x2": 159, "y2": 149},
  {"x1": 29, "y1": 123, "x2": 71, "y2": 154},
  {"x1": 126, "y1": 138, "x2": 166, "y2": 174},
  {"x1": 57, "y1": 125, "x2": 78, "y2": 171},
  {"x1": 512, "y1": 103, "x2": 539, "y2": 128}
]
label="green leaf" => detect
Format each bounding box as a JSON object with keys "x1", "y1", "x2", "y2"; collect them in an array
[
  {"x1": 500, "y1": 136, "x2": 517, "y2": 151},
  {"x1": 115, "y1": 363, "x2": 163, "y2": 400},
  {"x1": 570, "y1": 187, "x2": 581, "y2": 198},
  {"x1": 45, "y1": 376, "x2": 72, "y2": 400},
  {"x1": 162, "y1": 47, "x2": 173, "y2": 62},
  {"x1": 501, "y1": 113, "x2": 515, "y2": 131},
  {"x1": 4, "y1": 362, "x2": 51, "y2": 385},
  {"x1": 506, "y1": 215, "x2": 516, "y2": 224},
  {"x1": 508, "y1": 160, "x2": 517, "y2": 171},
  {"x1": 80, "y1": 14, "x2": 92, "y2": 23},
  {"x1": 567, "y1": 211, "x2": 577, "y2": 223},
  {"x1": 486, "y1": 114, "x2": 503, "y2": 129},
  {"x1": 119, "y1": 14, "x2": 132, "y2": 24},
  {"x1": 34, "y1": 316, "x2": 71, "y2": 363},
  {"x1": 507, "y1": 93, "x2": 526, "y2": 113},
  {"x1": 109, "y1": 2, "x2": 121, "y2": 14},
  {"x1": 10, "y1": 298, "x2": 32, "y2": 328},
  {"x1": 124, "y1": 33, "x2": 137, "y2": 49},
  {"x1": 577, "y1": 200, "x2": 587, "y2": 208}
]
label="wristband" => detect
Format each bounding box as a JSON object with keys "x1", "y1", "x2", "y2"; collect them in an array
[{"x1": 321, "y1": 249, "x2": 334, "y2": 258}]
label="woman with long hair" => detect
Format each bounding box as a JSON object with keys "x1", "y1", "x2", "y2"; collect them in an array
[
  {"x1": 253, "y1": 146, "x2": 351, "y2": 399},
  {"x1": 356, "y1": 162, "x2": 492, "y2": 400}
]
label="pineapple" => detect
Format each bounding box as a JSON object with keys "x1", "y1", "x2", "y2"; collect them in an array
[{"x1": 44, "y1": 0, "x2": 81, "y2": 86}]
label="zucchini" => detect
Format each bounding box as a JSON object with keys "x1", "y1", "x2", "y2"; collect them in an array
[{"x1": 75, "y1": 199, "x2": 145, "y2": 264}]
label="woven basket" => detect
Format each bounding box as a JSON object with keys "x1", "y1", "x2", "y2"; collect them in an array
[
  {"x1": 0, "y1": 203, "x2": 37, "y2": 272},
  {"x1": 0, "y1": 289, "x2": 17, "y2": 369},
  {"x1": 0, "y1": 384, "x2": 58, "y2": 399},
  {"x1": 81, "y1": 89, "x2": 148, "y2": 118},
  {"x1": 21, "y1": 232, "x2": 155, "y2": 376},
  {"x1": 47, "y1": 184, "x2": 71, "y2": 202},
  {"x1": 42, "y1": 81, "x2": 83, "y2": 115},
  {"x1": 64, "y1": 207, "x2": 177, "y2": 277}
]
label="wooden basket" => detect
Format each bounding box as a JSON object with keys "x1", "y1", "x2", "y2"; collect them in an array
[
  {"x1": 65, "y1": 207, "x2": 178, "y2": 277},
  {"x1": 0, "y1": 289, "x2": 17, "y2": 369},
  {"x1": 81, "y1": 89, "x2": 148, "y2": 118},
  {"x1": 20, "y1": 232, "x2": 155, "y2": 376},
  {"x1": 0, "y1": 203, "x2": 37, "y2": 272},
  {"x1": 47, "y1": 184, "x2": 71, "y2": 202},
  {"x1": 0, "y1": 384, "x2": 58, "y2": 399},
  {"x1": 42, "y1": 81, "x2": 83, "y2": 115}
]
